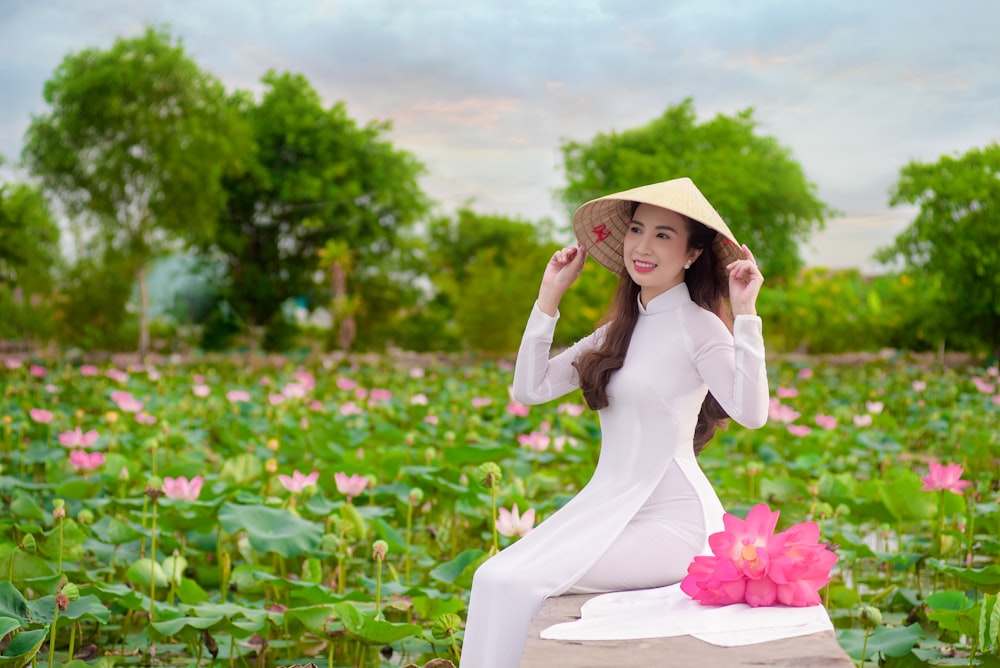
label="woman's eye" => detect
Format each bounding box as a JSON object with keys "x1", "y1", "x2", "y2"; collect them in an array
[{"x1": 629, "y1": 226, "x2": 641, "y2": 234}]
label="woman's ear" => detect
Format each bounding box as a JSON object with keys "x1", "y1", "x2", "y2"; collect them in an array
[{"x1": 688, "y1": 249, "x2": 704, "y2": 265}]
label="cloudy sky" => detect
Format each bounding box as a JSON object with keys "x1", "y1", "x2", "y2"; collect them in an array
[{"x1": 2, "y1": 0, "x2": 997, "y2": 273}]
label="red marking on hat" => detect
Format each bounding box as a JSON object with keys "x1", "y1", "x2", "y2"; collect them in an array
[{"x1": 592, "y1": 224, "x2": 612, "y2": 243}]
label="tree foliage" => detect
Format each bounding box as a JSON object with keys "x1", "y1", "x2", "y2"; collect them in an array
[
  {"x1": 560, "y1": 99, "x2": 831, "y2": 280},
  {"x1": 213, "y1": 71, "x2": 429, "y2": 345},
  {"x1": 878, "y1": 143, "x2": 1000, "y2": 357},
  {"x1": 0, "y1": 167, "x2": 60, "y2": 294},
  {"x1": 22, "y1": 26, "x2": 248, "y2": 354}
]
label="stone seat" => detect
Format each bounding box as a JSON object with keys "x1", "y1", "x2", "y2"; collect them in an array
[{"x1": 521, "y1": 593, "x2": 854, "y2": 667}]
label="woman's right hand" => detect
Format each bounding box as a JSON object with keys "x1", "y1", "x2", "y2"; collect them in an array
[{"x1": 537, "y1": 243, "x2": 586, "y2": 316}]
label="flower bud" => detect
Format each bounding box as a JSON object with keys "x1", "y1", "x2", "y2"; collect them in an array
[
  {"x1": 265, "y1": 458, "x2": 279, "y2": 474},
  {"x1": 77, "y1": 509, "x2": 95, "y2": 525},
  {"x1": 476, "y1": 462, "x2": 503, "y2": 490},
  {"x1": 118, "y1": 466, "x2": 130, "y2": 482},
  {"x1": 20, "y1": 534, "x2": 36, "y2": 554},
  {"x1": 372, "y1": 539, "x2": 388, "y2": 561},
  {"x1": 432, "y1": 613, "x2": 462, "y2": 640},
  {"x1": 859, "y1": 605, "x2": 882, "y2": 629},
  {"x1": 266, "y1": 438, "x2": 279, "y2": 452},
  {"x1": 105, "y1": 411, "x2": 119, "y2": 424},
  {"x1": 409, "y1": 487, "x2": 424, "y2": 505},
  {"x1": 61, "y1": 582, "x2": 80, "y2": 601}
]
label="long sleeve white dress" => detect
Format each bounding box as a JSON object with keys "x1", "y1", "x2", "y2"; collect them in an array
[{"x1": 460, "y1": 282, "x2": 769, "y2": 668}]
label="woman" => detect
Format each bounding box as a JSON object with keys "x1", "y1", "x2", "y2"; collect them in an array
[{"x1": 461, "y1": 177, "x2": 769, "y2": 667}]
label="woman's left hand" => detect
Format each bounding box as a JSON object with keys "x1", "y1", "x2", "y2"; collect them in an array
[{"x1": 727, "y1": 244, "x2": 764, "y2": 316}]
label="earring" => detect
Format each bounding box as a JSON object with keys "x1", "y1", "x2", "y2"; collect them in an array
[{"x1": 684, "y1": 260, "x2": 692, "y2": 269}]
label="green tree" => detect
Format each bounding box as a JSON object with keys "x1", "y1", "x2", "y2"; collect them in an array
[
  {"x1": 0, "y1": 165, "x2": 61, "y2": 343},
  {"x1": 878, "y1": 143, "x2": 1000, "y2": 357},
  {"x1": 560, "y1": 99, "x2": 831, "y2": 280},
  {"x1": 23, "y1": 27, "x2": 247, "y2": 356},
  {"x1": 213, "y1": 71, "x2": 428, "y2": 349},
  {"x1": 426, "y1": 208, "x2": 559, "y2": 352}
]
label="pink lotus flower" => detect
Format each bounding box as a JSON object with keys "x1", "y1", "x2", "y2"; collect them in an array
[
  {"x1": 853, "y1": 414, "x2": 873, "y2": 427},
  {"x1": 471, "y1": 397, "x2": 492, "y2": 408},
  {"x1": 517, "y1": 431, "x2": 551, "y2": 452},
  {"x1": 410, "y1": 393, "x2": 429, "y2": 405},
  {"x1": 282, "y1": 382, "x2": 309, "y2": 399},
  {"x1": 973, "y1": 377, "x2": 996, "y2": 394},
  {"x1": 5, "y1": 358, "x2": 23, "y2": 369},
  {"x1": 279, "y1": 469, "x2": 319, "y2": 494},
  {"x1": 921, "y1": 461, "x2": 972, "y2": 495},
  {"x1": 912, "y1": 380, "x2": 927, "y2": 392},
  {"x1": 69, "y1": 449, "x2": 105, "y2": 472},
  {"x1": 339, "y1": 401, "x2": 363, "y2": 416},
  {"x1": 776, "y1": 387, "x2": 798, "y2": 399},
  {"x1": 768, "y1": 399, "x2": 800, "y2": 424},
  {"x1": 226, "y1": 390, "x2": 252, "y2": 403},
  {"x1": 30, "y1": 365, "x2": 47, "y2": 378},
  {"x1": 309, "y1": 400, "x2": 325, "y2": 412},
  {"x1": 424, "y1": 415, "x2": 439, "y2": 425},
  {"x1": 135, "y1": 412, "x2": 157, "y2": 425},
  {"x1": 558, "y1": 403, "x2": 586, "y2": 417},
  {"x1": 334, "y1": 472, "x2": 368, "y2": 501},
  {"x1": 787, "y1": 424, "x2": 812, "y2": 437},
  {"x1": 293, "y1": 370, "x2": 316, "y2": 390},
  {"x1": 797, "y1": 368, "x2": 813, "y2": 379},
  {"x1": 80, "y1": 365, "x2": 98, "y2": 377},
  {"x1": 336, "y1": 377, "x2": 357, "y2": 391},
  {"x1": 58, "y1": 427, "x2": 100, "y2": 448},
  {"x1": 193, "y1": 384, "x2": 211, "y2": 398},
  {"x1": 814, "y1": 414, "x2": 838, "y2": 430},
  {"x1": 866, "y1": 401, "x2": 883, "y2": 414},
  {"x1": 163, "y1": 475, "x2": 204, "y2": 501},
  {"x1": 106, "y1": 369, "x2": 129, "y2": 383},
  {"x1": 115, "y1": 395, "x2": 144, "y2": 413},
  {"x1": 369, "y1": 388, "x2": 392, "y2": 402},
  {"x1": 29, "y1": 408, "x2": 53, "y2": 424},
  {"x1": 268, "y1": 393, "x2": 285, "y2": 406},
  {"x1": 496, "y1": 503, "x2": 535, "y2": 538},
  {"x1": 681, "y1": 503, "x2": 837, "y2": 608},
  {"x1": 506, "y1": 401, "x2": 530, "y2": 418}
]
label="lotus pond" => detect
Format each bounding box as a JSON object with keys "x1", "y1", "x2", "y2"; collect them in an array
[{"x1": 1, "y1": 351, "x2": 999, "y2": 667}]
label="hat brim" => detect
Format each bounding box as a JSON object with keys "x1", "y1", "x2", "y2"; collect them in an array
[{"x1": 572, "y1": 178, "x2": 744, "y2": 276}]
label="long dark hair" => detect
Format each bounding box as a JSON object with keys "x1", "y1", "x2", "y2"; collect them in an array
[{"x1": 572, "y1": 209, "x2": 734, "y2": 455}]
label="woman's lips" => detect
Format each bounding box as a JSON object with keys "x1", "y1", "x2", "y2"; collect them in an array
[{"x1": 633, "y1": 260, "x2": 656, "y2": 274}]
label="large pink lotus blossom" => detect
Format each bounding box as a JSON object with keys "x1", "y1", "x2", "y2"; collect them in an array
[
  {"x1": 973, "y1": 377, "x2": 996, "y2": 394},
  {"x1": 193, "y1": 384, "x2": 211, "y2": 398},
  {"x1": 336, "y1": 377, "x2": 357, "y2": 391},
  {"x1": 282, "y1": 382, "x2": 309, "y2": 399},
  {"x1": 681, "y1": 503, "x2": 837, "y2": 608},
  {"x1": 797, "y1": 367, "x2": 813, "y2": 379},
  {"x1": 787, "y1": 424, "x2": 812, "y2": 437},
  {"x1": 866, "y1": 401, "x2": 884, "y2": 414},
  {"x1": 496, "y1": 503, "x2": 535, "y2": 538},
  {"x1": 334, "y1": 472, "x2": 368, "y2": 501},
  {"x1": 921, "y1": 461, "x2": 972, "y2": 495},
  {"x1": 80, "y1": 365, "x2": 99, "y2": 377},
  {"x1": 279, "y1": 469, "x2": 319, "y2": 494},
  {"x1": 369, "y1": 388, "x2": 392, "y2": 402},
  {"x1": 135, "y1": 412, "x2": 157, "y2": 425},
  {"x1": 69, "y1": 449, "x2": 105, "y2": 472},
  {"x1": 912, "y1": 380, "x2": 927, "y2": 392},
  {"x1": 29, "y1": 408, "x2": 53, "y2": 424},
  {"x1": 5, "y1": 358, "x2": 23, "y2": 369},
  {"x1": 30, "y1": 365, "x2": 47, "y2": 378},
  {"x1": 853, "y1": 414, "x2": 873, "y2": 427},
  {"x1": 163, "y1": 476, "x2": 204, "y2": 501},
  {"x1": 558, "y1": 403, "x2": 586, "y2": 417},
  {"x1": 814, "y1": 414, "x2": 838, "y2": 430},
  {"x1": 113, "y1": 391, "x2": 144, "y2": 413},
  {"x1": 339, "y1": 401, "x2": 363, "y2": 416},
  {"x1": 58, "y1": 427, "x2": 100, "y2": 448},
  {"x1": 776, "y1": 387, "x2": 798, "y2": 399},
  {"x1": 410, "y1": 393, "x2": 429, "y2": 406},
  {"x1": 106, "y1": 368, "x2": 129, "y2": 383},
  {"x1": 471, "y1": 397, "x2": 493, "y2": 408}
]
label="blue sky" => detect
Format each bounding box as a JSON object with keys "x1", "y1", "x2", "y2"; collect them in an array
[{"x1": 2, "y1": 0, "x2": 998, "y2": 272}]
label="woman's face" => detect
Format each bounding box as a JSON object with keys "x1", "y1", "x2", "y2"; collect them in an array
[{"x1": 622, "y1": 203, "x2": 702, "y2": 305}]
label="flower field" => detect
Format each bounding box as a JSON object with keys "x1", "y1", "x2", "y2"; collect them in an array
[{"x1": 1, "y1": 352, "x2": 1000, "y2": 667}]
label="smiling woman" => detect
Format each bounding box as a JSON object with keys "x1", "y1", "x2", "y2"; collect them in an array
[{"x1": 460, "y1": 177, "x2": 775, "y2": 667}]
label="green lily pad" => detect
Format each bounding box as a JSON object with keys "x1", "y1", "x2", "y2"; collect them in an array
[
  {"x1": 218, "y1": 503, "x2": 323, "y2": 558},
  {"x1": 333, "y1": 602, "x2": 421, "y2": 644},
  {"x1": 837, "y1": 624, "x2": 925, "y2": 661},
  {"x1": 0, "y1": 628, "x2": 47, "y2": 667}
]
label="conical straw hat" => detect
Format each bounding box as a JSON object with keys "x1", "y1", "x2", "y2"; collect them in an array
[{"x1": 572, "y1": 177, "x2": 743, "y2": 276}]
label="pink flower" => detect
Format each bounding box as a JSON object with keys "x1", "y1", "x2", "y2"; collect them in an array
[
  {"x1": 30, "y1": 365, "x2": 47, "y2": 378},
  {"x1": 106, "y1": 369, "x2": 129, "y2": 383},
  {"x1": 336, "y1": 377, "x2": 357, "y2": 391},
  {"x1": 369, "y1": 388, "x2": 392, "y2": 402},
  {"x1": 973, "y1": 377, "x2": 996, "y2": 394},
  {"x1": 776, "y1": 387, "x2": 798, "y2": 399},
  {"x1": 58, "y1": 427, "x2": 100, "y2": 448},
  {"x1": 853, "y1": 414, "x2": 873, "y2": 427},
  {"x1": 115, "y1": 394, "x2": 144, "y2": 413},
  {"x1": 334, "y1": 472, "x2": 368, "y2": 501},
  {"x1": 162, "y1": 476, "x2": 204, "y2": 501},
  {"x1": 293, "y1": 370, "x2": 316, "y2": 390},
  {"x1": 768, "y1": 399, "x2": 800, "y2": 424},
  {"x1": 339, "y1": 401, "x2": 363, "y2": 416},
  {"x1": 797, "y1": 368, "x2": 813, "y2": 379},
  {"x1": 410, "y1": 393, "x2": 429, "y2": 406},
  {"x1": 282, "y1": 382, "x2": 309, "y2": 399},
  {"x1": 471, "y1": 397, "x2": 493, "y2": 408},
  {"x1": 135, "y1": 412, "x2": 157, "y2": 425},
  {"x1": 814, "y1": 414, "x2": 837, "y2": 430},
  {"x1": 787, "y1": 425, "x2": 812, "y2": 437},
  {"x1": 5, "y1": 358, "x2": 23, "y2": 369},
  {"x1": 268, "y1": 392, "x2": 285, "y2": 406},
  {"x1": 681, "y1": 503, "x2": 837, "y2": 608},
  {"x1": 80, "y1": 365, "x2": 98, "y2": 377},
  {"x1": 496, "y1": 503, "x2": 535, "y2": 538},
  {"x1": 912, "y1": 380, "x2": 927, "y2": 392},
  {"x1": 69, "y1": 450, "x2": 105, "y2": 472},
  {"x1": 226, "y1": 390, "x2": 252, "y2": 403},
  {"x1": 517, "y1": 431, "x2": 551, "y2": 452},
  {"x1": 558, "y1": 403, "x2": 586, "y2": 417},
  {"x1": 193, "y1": 384, "x2": 211, "y2": 398},
  {"x1": 865, "y1": 401, "x2": 883, "y2": 414},
  {"x1": 424, "y1": 415, "x2": 439, "y2": 425},
  {"x1": 309, "y1": 400, "x2": 325, "y2": 412},
  {"x1": 279, "y1": 470, "x2": 319, "y2": 494},
  {"x1": 993, "y1": 395, "x2": 1000, "y2": 407},
  {"x1": 506, "y1": 401, "x2": 530, "y2": 418},
  {"x1": 29, "y1": 408, "x2": 53, "y2": 424},
  {"x1": 921, "y1": 461, "x2": 972, "y2": 495}
]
